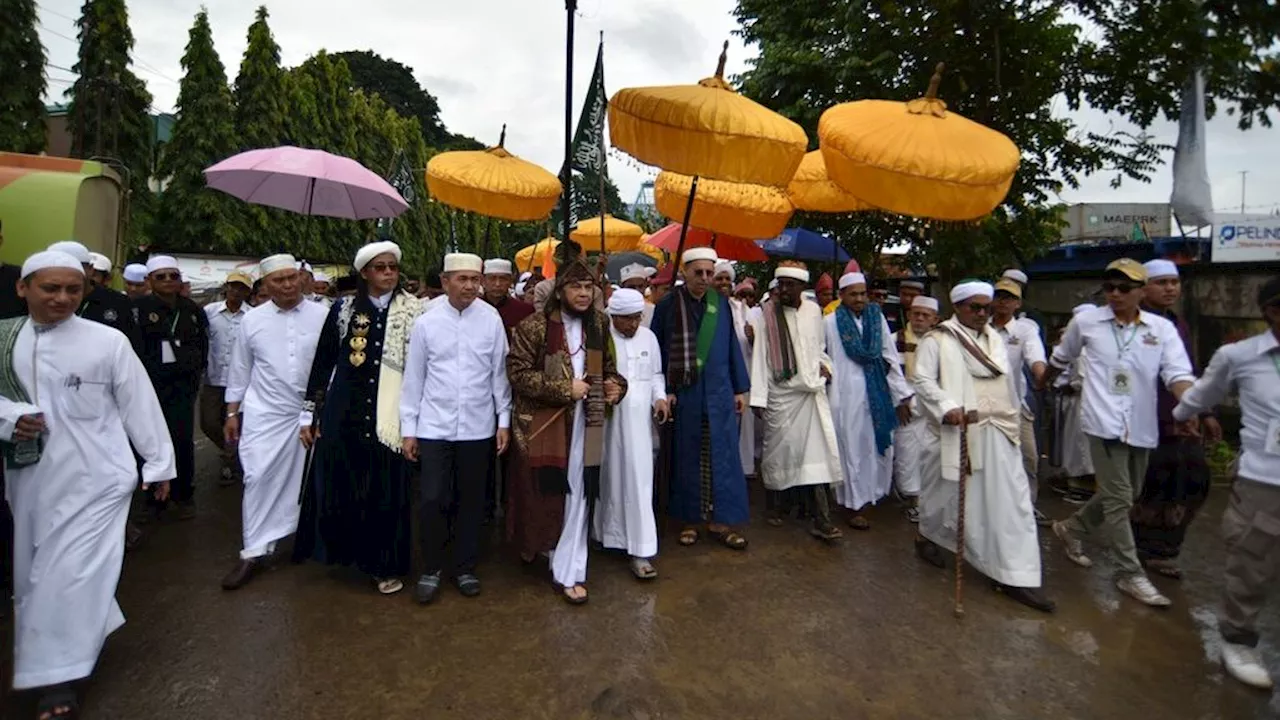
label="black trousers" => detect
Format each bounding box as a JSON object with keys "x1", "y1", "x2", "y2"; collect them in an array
[
  {"x1": 417, "y1": 438, "x2": 492, "y2": 576},
  {"x1": 156, "y1": 382, "x2": 198, "y2": 503}
]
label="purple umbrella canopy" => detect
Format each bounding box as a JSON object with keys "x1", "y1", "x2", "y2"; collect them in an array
[{"x1": 203, "y1": 146, "x2": 409, "y2": 220}]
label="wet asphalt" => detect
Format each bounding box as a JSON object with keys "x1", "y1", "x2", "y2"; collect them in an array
[{"x1": 3, "y1": 438, "x2": 1279, "y2": 719}]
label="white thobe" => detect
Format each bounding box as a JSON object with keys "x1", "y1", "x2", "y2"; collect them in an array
[
  {"x1": 550, "y1": 314, "x2": 590, "y2": 587},
  {"x1": 824, "y1": 310, "x2": 912, "y2": 510},
  {"x1": 892, "y1": 328, "x2": 928, "y2": 496},
  {"x1": 730, "y1": 297, "x2": 756, "y2": 472},
  {"x1": 912, "y1": 321, "x2": 1042, "y2": 588},
  {"x1": 2, "y1": 317, "x2": 174, "y2": 690},
  {"x1": 1056, "y1": 355, "x2": 1093, "y2": 477},
  {"x1": 225, "y1": 300, "x2": 327, "y2": 559},
  {"x1": 749, "y1": 302, "x2": 842, "y2": 490},
  {"x1": 593, "y1": 325, "x2": 664, "y2": 558}
]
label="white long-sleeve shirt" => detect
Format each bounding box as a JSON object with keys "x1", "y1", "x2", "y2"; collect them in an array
[
  {"x1": 400, "y1": 297, "x2": 511, "y2": 442},
  {"x1": 203, "y1": 300, "x2": 247, "y2": 386},
  {"x1": 1049, "y1": 305, "x2": 1195, "y2": 449},
  {"x1": 992, "y1": 315, "x2": 1046, "y2": 413},
  {"x1": 224, "y1": 300, "x2": 328, "y2": 413},
  {"x1": 1174, "y1": 330, "x2": 1280, "y2": 486}
]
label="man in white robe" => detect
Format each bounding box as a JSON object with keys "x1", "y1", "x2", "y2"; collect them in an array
[
  {"x1": 714, "y1": 260, "x2": 756, "y2": 477},
  {"x1": 892, "y1": 295, "x2": 939, "y2": 522},
  {"x1": 221, "y1": 254, "x2": 328, "y2": 590},
  {"x1": 913, "y1": 280, "x2": 1054, "y2": 613},
  {"x1": 750, "y1": 262, "x2": 844, "y2": 540},
  {"x1": 2, "y1": 251, "x2": 174, "y2": 713},
  {"x1": 825, "y1": 272, "x2": 913, "y2": 530},
  {"x1": 594, "y1": 289, "x2": 667, "y2": 578}
]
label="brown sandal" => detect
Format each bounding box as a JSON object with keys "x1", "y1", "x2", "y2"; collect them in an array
[
  {"x1": 847, "y1": 515, "x2": 871, "y2": 531},
  {"x1": 555, "y1": 583, "x2": 588, "y2": 605},
  {"x1": 678, "y1": 527, "x2": 699, "y2": 546},
  {"x1": 709, "y1": 528, "x2": 748, "y2": 550}
]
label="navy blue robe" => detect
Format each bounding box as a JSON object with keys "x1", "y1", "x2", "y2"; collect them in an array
[{"x1": 652, "y1": 288, "x2": 752, "y2": 525}]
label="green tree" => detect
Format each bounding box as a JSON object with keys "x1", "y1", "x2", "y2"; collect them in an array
[
  {"x1": 155, "y1": 8, "x2": 239, "y2": 253},
  {"x1": 335, "y1": 50, "x2": 449, "y2": 147},
  {"x1": 733, "y1": 0, "x2": 1280, "y2": 280},
  {"x1": 0, "y1": 0, "x2": 48, "y2": 153},
  {"x1": 66, "y1": 0, "x2": 156, "y2": 251}
]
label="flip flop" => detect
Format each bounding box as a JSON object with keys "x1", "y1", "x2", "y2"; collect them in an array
[
  {"x1": 630, "y1": 558, "x2": 658, "y2": 580},
  {"x1": 375, "y1": 578, "x2": 403, "y2": 595},
  {"x1": 709, "y1": 528, "x2": 748, "y2": 551},
  {"x1": 555, "y1": 582, "x2": 589, "y2": 605},
  {"x1": 678, "y1": 528, "x2": 699, "y2": 546},
  {"x1": 37, "y1": 686, "x2": 78, "y2": 720}
]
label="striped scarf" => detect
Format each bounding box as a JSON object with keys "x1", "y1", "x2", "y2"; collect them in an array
[{"x1": 761, "y1": 299, "x2": 798, "y2": 383}]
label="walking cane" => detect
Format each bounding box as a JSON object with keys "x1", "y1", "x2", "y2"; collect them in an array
[{"x1": 954, "y1": 409, "x2": 978, "y2": 619}]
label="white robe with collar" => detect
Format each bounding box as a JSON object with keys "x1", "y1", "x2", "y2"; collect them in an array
[{"x1": 1, "y1": 317, "x2": 175, "y2": 689}]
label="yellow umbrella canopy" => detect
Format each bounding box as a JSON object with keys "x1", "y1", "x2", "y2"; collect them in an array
[
  {"x1": 787, "y1": 151, "x2": 875, "y2": 214},
  {"x1": 569, "y1": 214, "x2": 646, "y2": 253},
  {"x1": 654, "y1": 171, "x2": 795, "y2": 239},
  {"x1": 514, "y1": 237, "x2": 560, "y2": 270},
  {"x1": 818, "y1": 64, "x2": 1020, "y2": 221},
  {"x1": 426, "y1": 126, "x2": 563, "y2": 221},
  {"x1": 609, "y1": 42, "x2": 808, "y2": 187}
]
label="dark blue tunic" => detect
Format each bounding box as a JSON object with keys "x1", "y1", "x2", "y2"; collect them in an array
[{"x1": 651, "y1": 288, "x2": 752, "y2": 525}]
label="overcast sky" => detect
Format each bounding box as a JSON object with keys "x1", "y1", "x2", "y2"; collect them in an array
[{"x1": 35, "y1": 0, "x2": 1280, "y2": 223}]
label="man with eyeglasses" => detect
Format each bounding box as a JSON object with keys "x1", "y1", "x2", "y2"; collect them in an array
[
  {"x1": 135, "y1": 255, "x2": 210, "y2": 521},
  {"x1": 989, "y1": 278, "x2": 1048, "y2": 524},
  {"x1": 913, "y1": 280, "x2": 1053, "y2": 613},
  {"x1": 1044, "y1": 258, "x2": 1195, "y2": 608}
]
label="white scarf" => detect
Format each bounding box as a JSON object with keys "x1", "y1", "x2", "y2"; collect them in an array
[{"x1": 932, "y1": 317, "x2": 1016, "y2": 481}]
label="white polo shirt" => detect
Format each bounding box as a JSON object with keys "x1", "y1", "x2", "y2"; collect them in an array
[
  {"x1": 1050, "y1": 305, "x2": 1195, "y2": 449},
  {"x1": 1174, "y1": 331, "x2": 1280, "y2": 487},
  {"x1": 992, "y1": 316, "x2": 1045, "y2": 413}
]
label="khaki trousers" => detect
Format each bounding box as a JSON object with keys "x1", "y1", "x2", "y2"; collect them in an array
[
  {"x1": 1221, "y1": 476, "x2": 1280, "y2": 647},
  {"x1": 1065, "y1": 436, "x2": 1149, "y2": 576},
  {"x1": 1020, "y1": 411, "x2": 1039, "y2": 503},
  {"x1": 198, "y1": 384, "x2": 238, "y2": 471}
]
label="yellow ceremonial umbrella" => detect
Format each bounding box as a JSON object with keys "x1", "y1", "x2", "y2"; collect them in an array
[
  {"x1": 787, "y1": 151, "x2": 875, "y2": 214},
  {"x1": 609, "y1": 41, "x2": 808, "y2": 265},
  {"x1": 818, "y1": 64, "x2": 1020, "y2": 222},
  {"x1": 427, "y1": 125, "x2": 562, "y2": 256},
  {"x1": 569, "y1": 213, "x2": 646, "y2": 254},
  {"x1": 515, "y1": 237, "x2": 561, "y2": 271},
  {"x1": 654, "y1": 172, "x2": 794, "y2": 240}
]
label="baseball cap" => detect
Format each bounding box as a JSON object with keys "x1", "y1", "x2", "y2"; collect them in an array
[
  {"x1": 225, "y1": 271, "x2": 253, "y2": 287},
  {"x1": 993, "y1": 278, "x2": 1023, "y2": 298},
  {"x1": 1104, "y1": 258, "x2": 1147, "y2": 284}
]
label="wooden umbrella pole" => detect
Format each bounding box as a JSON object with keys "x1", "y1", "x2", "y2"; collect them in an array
[{"x1": 671, "y1": 175, "x2": 700, "y2": 271}]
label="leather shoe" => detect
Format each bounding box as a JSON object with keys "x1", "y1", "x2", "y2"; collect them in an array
[
  {"x1": 221, "y1": 559, "x2": 259, "y2": 591},
  {"x1": 996, "y1": 582, "x2": 1057, "y2": 613},
  {"x1": 915, "y1": 537, "x2": 947, "y2": 569}
]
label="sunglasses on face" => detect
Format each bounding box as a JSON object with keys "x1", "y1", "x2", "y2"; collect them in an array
[
  {"x1": 152, "y1": 272, "x2": 180, "y2": 281},
  {"x1": 369, "y1": 262, "x2": 399, "y2": 273},
  {"x1": 1101, "y1": 282, "x2": 1140, "y2": 294}
]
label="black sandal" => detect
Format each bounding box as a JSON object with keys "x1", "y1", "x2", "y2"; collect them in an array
[
  {"x1": 415, "y1": 573, "x2": 441, "y2": 605},
  {"x1": 455, "y1": 574, "x2": 481, "y2": 597},
  {"x1": 709, "y1": 528, "x2": 748, "y2": 551},
  {"x1": 37, "y1": 686, "x2": 78, "y2": 719}
]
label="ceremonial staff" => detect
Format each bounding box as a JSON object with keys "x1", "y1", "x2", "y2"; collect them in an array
[{"x1": 955, "y1": 409, "x2": 978, "y2": 618}]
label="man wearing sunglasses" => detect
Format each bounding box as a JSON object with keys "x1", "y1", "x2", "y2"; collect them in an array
[
  {"x1": 135, "y1": 255, "x2": 210, "y2": 521},
  {"x1": 1044, "y1": 258, "x2": 1195, "y2": 608}
]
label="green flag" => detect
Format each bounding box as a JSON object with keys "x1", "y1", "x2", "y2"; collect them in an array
[{"x1": 569, "y1": 38, "x2": 607, "y2": 176}]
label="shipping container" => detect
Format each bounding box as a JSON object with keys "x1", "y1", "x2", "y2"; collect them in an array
[{"x1": 1061, "y1": 202, "x2": 1171, "y2": 243}]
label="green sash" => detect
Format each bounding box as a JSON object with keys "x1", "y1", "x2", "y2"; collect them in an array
[
  {"x1": 0, "y1": 317, "x2": 39, "y2": 467},
  {"x1": 695, "y1": 288, "x2": 720, "y2": 371}
]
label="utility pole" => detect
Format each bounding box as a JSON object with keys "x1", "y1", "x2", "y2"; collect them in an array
[{"x1": 1240, "y1": 170, "x2": 1249, "y2": 214}]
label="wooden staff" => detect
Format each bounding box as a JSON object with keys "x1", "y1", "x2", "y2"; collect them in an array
[{"x1": 954, "y1": 409, "x2": 978, "y2": 618}]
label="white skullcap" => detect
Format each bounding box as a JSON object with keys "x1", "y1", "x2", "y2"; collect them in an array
[
  {"x1": 312, "y1": 270, "x2": 330, "y2": 283},
  {"x1": 443, "y1": 253, "x2": 483, "y2": 273},
  {"x1": 911, "y1": 296, "x2": 940, "y2": 312},
  {"x1": 22, "y1": 250, "x2": 85, "y2": 279},
  {"x1": 1002, "y1": 269, "x2": 1029, "y2": 284},
  {"x1": 123, "y1": 263, "x2": 148, "y2": 283},
  {"x1": 484, "y1": 259, "x2": 514, "y2": 276},
  {"x1": 146, "y1": 255, "x2": 180, "y2": 275},
  {"x1": 620, "y1": 263, "x2": 651, "y2": 283},
  {"x1": 47, "y1": 241, "x2": 91, "y2": 265},
  {"x1": 768, "y1": 278, "x2": 778, "y2": 290},
  {"x1": 682, "y1": 247, "x2": 718, "y2": 265},
  {"x1": 714, "y1": 260, "x2": 736, "y2": 282},
  {"x1": 259, "y1": 253, "x2": 296, "y2": 277},
  {"x1": 899, "y1": 279, "x2": 925, "y2": 291},
  {"x1": 775, "y1": 266, "x2": 810, "y2": 283},
  {"x1": 1072, "y1": 303, "x2": 1095, "y2": 316},
  {"x1": 88, "y1": 252, "x2": 112, "y2": 273},
  {"x1": 950, "y1": 281, "x2": 994, "y2": 304},
  {"x1": 839, "y1": 272, "x2": 867, "y2": 290},
  {"x1": 607, "y1": 288, "x2": 646, "y2": 316},
  {"x1": 297, "y1": 260, "x2": 313, "y2": 272},
  {"x1": 354, "y1": 241, "x2": 401, "y2": 271},
  {"x1": 1143, "y1": 259, "x2": 1179, "y2": 280}
]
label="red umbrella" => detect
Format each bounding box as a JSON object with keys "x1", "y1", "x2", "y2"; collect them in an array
[{"x1": 645, "y1": 223, "x2": 768, "y2": 262}]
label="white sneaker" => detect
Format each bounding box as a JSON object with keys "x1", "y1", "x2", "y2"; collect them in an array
[
  {"x1": 1116, "y1": 574, "x2": 1172, "y2": 607},
  {"x1": 1052, "y1": 521, "x2": 1093, "y2": 567},
  {"x1": 1222, "y1": 642, "x2": 1274, "y2": 689}
]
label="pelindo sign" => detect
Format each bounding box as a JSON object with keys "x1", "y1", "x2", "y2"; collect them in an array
[{"x1": 1213, "y1": 214, "x2": 1280, "y2": 263}]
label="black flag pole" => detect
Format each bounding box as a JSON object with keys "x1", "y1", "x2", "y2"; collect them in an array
[{"x1": 563, "y1": 0, "x2": 577, "y2": 245}]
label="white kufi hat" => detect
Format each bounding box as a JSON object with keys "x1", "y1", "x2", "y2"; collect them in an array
[
  {"x1": 259, "y1": 253, "x2": 296, "y2": 277},
  {"x1": 607, "y1": 288, "x2": 646, "y2": 316},
  {"x1": 443, "y1": 253, "x2": 483, "y2": 273},
  {"x1": 22, "y1": 250, "x2": 84, "y2": 279},
  {"x1": 353, "y1": 241, "x2": 401, "y2": 271},
  {"x1": 145, "y1": 255, "x2": 180, "y2": 275}
]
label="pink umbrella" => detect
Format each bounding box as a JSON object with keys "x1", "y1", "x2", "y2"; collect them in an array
[{"x1": 203, "y1": 146, "x2": 409, "y2": 219}]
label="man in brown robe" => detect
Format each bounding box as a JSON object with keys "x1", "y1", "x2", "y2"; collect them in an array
[{"x1": 506, "y1": 246, "x2": 626, "y2": 604}]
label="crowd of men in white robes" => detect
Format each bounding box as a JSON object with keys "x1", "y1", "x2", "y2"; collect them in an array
[{"x1": 7, "y1": 240, "x2": 1280, "y2": 720}]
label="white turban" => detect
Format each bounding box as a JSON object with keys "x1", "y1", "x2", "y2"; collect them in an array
[
  {"x1": 259, "y1": 253, "x2": 296, "y2": 277},
  {"x1": 354, "y1": 241, "x2": 401, "y2": 271},
  {"x1": 839, "y1": 272, "x2": 866, "y2": 290},
  {"x1": 1143, "y1": 259, "x2": 1178, "y2": 280},
  {"x1": 607, "y1": 288, "x2": 646, "y2": 316},
  {"x1": 443, "y1": 253, "x2": 483, "y2": 273},
  {"x1": 88, "y1": 252, "x2": 112, "y2": 273},
  {"x1": 484, "y1": 259, "x2": 514, "y2": 276},
  {"x1": 714, "y1": 260, "x2": 736, "y2": 282},
  {"x1": 911, "y1": 296, "x2": 940, "y2": 312},
  {"x1": 775, "y1": 266, "x2": 810, "y2": 283},
  {"x1": 519, "y1": 271, "x2": 532, "y2": 282},
  {"x1": 297, "y1": 260, "x2": 313, "y2": 273},
  {"x1": 682, "y1": 247, "x2": 718, "y2": 265},
  {"x1": 768, "y1": 279, "x2": 778, "y2": 290},
  {"x1": 1002, "y1": 269, "x2": 1029, "y2": 285},
  {"x1": 123, "y1": 263, "x2": 148, "y2": 283},
  {"x1": 146, "y1": 255, "x2": 180, "y2": 275},
  {"x1": 22, "y1": 250, "x2": 84, "y2": 279},
  {"x1": 514, "y1": 281, "x2": 527, "y2": 296},
  {"x1": 312, "y1": 270, "x2": 331, "y2": 283},
  {"x1": 1072, "y1": 303, "x2": 1095, "y2": 316},
  {"x1": 47, "y1": 241, "x2": 91, "y2": 265},
  {"x1": 950, "y1": 281, "x2": 994, "y2": 304}
]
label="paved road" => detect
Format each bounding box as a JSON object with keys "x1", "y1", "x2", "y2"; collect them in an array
[{"x1": 4, "y1": 438, "x2": 1279, "y2": 719}]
